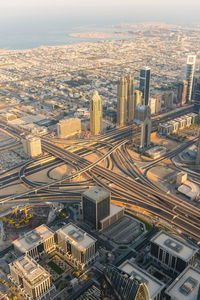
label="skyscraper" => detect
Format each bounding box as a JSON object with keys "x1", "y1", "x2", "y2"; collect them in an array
[
  {"x1": 134, "y1": 90, "x2": 143, "y2": 106},
  {"x1": 117, "y1": 76, "x2": 128, "y2": 127},
  {"x1": 90, "y1": 90, "x2": 102, "y2": 135},
  {"x1": 186, "y1": 55, "x2": 196, "y2": 102},
  {"x1": 134, "y1": 105, "x2": 151, "y2": 148},
  {"x1": 177, "y1": 80, "x2": 188, "y2": 105},
  {"x1": 139, "y1": 67, "x2": 151, "y2": 106},
  {"x1": 117, "y1": 74, "x2": 135, "y2": 127}
]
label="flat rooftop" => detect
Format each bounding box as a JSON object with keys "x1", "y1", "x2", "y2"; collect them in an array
[
  {"x1": 165, "y1": 266, "x2": 200, "y2": 300},
  {"x1": 83, "y1": 186, "x2": 110, "y2": 203},
  {"x1": 57, "y1": 223, "x2": 96, "y2": 251},
  {"x1": 151, "y1": 231, "x2": 198, "y2": 261},
  {"x1": 13, "y1": 224, "x2": 54, "y2": 252},
  {"x1": 12, "y1": 255, "x2": 50, "y2": 287},
  {"x1": 120, "y1": 260, "x2": 165, "y2": 299},
  {"x1": 100, "y1": 204, "x2": 123, "y2": 223}
]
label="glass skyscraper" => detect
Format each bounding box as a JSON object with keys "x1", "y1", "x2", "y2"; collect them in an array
[
  {"x1": 139, "y1": 67, "x2": 151, "y2": 106},
  {"x1": 186, "y1": 55, "x2": 196, "y2": 103}
]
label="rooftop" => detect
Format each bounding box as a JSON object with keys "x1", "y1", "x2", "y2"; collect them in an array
[
  {"x1": 83, "y1": 186, "x2": 110, "y2": 203},
  {"x1": 11, "y1": 255, "x2": 50, "y2": 287},
  {"x1": 13, "y1": 224, "x2": 54, "y2": 252},
  {"x1": 100, "y1": 204, "x2": 123, "y2": 223},
  {"x1": 120, "y1": 260, "x2": 165, "y2": 299},
  {"x1": 56, "y1": 223, "x2": 96, "y2": 251},
  {"x1": 165, "y1": 266, "x2": 200, "y2": 300},
  {"x1": 151, "y1": 231, "x2": 198, "y2": 261}
]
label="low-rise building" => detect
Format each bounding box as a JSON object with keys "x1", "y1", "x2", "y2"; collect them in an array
[
  {"x1": 99, "y1": 204, "x2": 124, "y2": 230},
  {"x1": 165, "y1": 266, "x2": 200, "y2": 300},
  {"x1": 13, "y1": 224, "x2": 55, "y2": 260},
  {"x1": 150, "y1": 231, "x2": 198, "y2": 274},
  {"x1": 56, "y1": 223, "x2": 97, "y2": 269},
  {"x1": 23, "y1": 135, "x2": 42, "y2": 158},
  {"x1": 9, "y1": 255, "x2": 55, "y2": 300}
]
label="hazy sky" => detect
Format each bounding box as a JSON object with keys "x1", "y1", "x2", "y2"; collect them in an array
[{"x1": 1, "y1": 0, "x2": 200, "y2": 22}]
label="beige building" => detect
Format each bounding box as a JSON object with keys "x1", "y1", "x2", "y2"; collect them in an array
[
  {"x1": 23, "y1": 135, "x2": 42, "y2": 158},
  {"x1": 90, "y1": 91, "x2": 102, "y2": 135},
  {"x1": 134, "y1": 90, "x2": 143, "y2": 106},
  {"x1": 117, "y1": 75, "x2": 135, "y2": 126},
  {"x1": 9, "y1": 255, "x2": 55, "y2": 300},
  {"x1": 155, "y1": 94, "x2": 162, "y2": 113},
  {"x1": 13, "y1": 224, "x2": 55, "y2": 260},
  {"x1": 56, "y1": 223, "x2": 97, "y2": 269},
  {"x1": 177, "y1": 80, "x2": 188, "y2": 105},
  {"x1": 57, "y1": 118, "x2": 81, "y2": 138}
]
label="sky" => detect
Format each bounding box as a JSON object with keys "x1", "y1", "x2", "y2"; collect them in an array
[{"x1": 1, "y1": 0, "x2": 200, "y2": 22}]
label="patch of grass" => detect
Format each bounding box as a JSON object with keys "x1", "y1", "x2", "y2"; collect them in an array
[{"x1": 48, "y1": 261, "x2": 64, "y2": 275}]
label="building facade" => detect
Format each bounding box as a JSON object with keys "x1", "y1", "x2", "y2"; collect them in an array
[
  {"x1": 13, "y1": 224, "x2": 55, "y2": 260},
  {"x1": 150, "y1": 231, "x2": 198, "y2": 275},
  {"x1": 117, "y1": 75, "x2": 135, "y2": 127},
  {"x1": 57, "y1": 118, "x2": 81, "y2": 138},
  {"x1": 139, "y1": 67, "x2": 151, "y2": 106},
  {"x1": 104, "y1": 264, "x2": 151, "y2": 300},
  {"x1": 90, "y1": 91, "x2": 102, "y2": 135},
  {"x1": 56, "y1": 223, "x2": 97, "y2": 269},
  {"x1": 177, "y1": 80, "x2": 188, "y2": 105},
  {"x1": 82, "y1": 186, "x2": 111, "y2": 230},
  {"x1": 186, "y1": 55, "x2": 196, "y2": 102},
  {"x1": 23, "y1": 135, "x2": 42, "y2": 158},
  {"x1": 134, "y1": 105, "x2": 151, "y2": 148},
  {"x1": 9, "y1": 255, "x2": 55, "y2": 300}
]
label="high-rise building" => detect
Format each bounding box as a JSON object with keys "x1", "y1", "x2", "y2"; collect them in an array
[
  {"x1": 9, "y1": 255, "x2": 55, "y2": 300},
  {"x1": 194, "y1": 77, "x2": 200, "y2": 113},
  {"x1": 139, "y1": 67, "x2": 151, "y2": 106},
  {"x1": 57, "y1": 118, "x2": 81, "y2": 138},
  {"x1": 90, "y1": 91, "x2": 102, "y2": 135},
  {"x1": 82, "y1": 186, "x2": 111, "y2": 230},
  {"x1": 117, "y1": 74, "x2": 135, "y2": 126},
  {"x1": 134, "y1": 90, "x2": 143, "y2": 106},
  {"x1": 155, "y1": 94, "x2": 162, "y2": 113},
  {"x1": 134, "y1": 105, "x2": 151, "y2": 148},
  {"x1": 177, "y1": 80, "x2": 188, "y2": 105},
  {"x1": 186, "y1": 55, "x2": 196, "y2": 102},
  {"x1": 56, "y1": 223, "x2": 97, "y2": 269},
  {"x1": 104, "y1": 264, "x2": 151, "y2": 300},
  {"x1": 23, "y1": 135, "x2": 42, "y2": 158},
  {"x1": 164, "y1": 92, "x2": 174, "y2": 109}
]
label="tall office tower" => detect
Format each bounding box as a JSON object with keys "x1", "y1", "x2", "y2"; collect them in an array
[
  {"x1": 194, "y1": 77, "x2": 200, "y2": 113},
  {"x1": 23, "y1": 135, "x2": 42, "y2": 158},
  {"x1": 177, "y1": 80, "x2": 188, "y2": 105},
  {"x1": 82, "y1": 186, "x2": 110, "y2": 230},
  {"x1": 117, "y1": 76, "x2": 128, "y2": 126},
  {"x1": 90, "y1": 90, "x2": 102, "y2": 135},
  {"x1": 186, "y1": 55, "x2": 196, "y2": 102},
  {"x1": 104, "y1": 264, "x2": 150, "y2": 300},
  {"x1": 117, "y1": 75, "x2": 135, "y2": 126},
  {"x1": 155, "y1": 94, "x2": 162, "y2": 113},
  {"x1": 134, "y1": 90, "x2": 143, "y2": 105},
  {"x1": 127, "y1": 74, "x2": 135, "y2": 123},
  {"x1": 134, "y1": 105, "x2": 151, "y2": 148},
  {"x1": 139, "y1": 67, "x2": 151, "y2": 106},
  {"x1": 164, "y1": 91, "x2": 174, "y2": 109},
  {"x1": 196, "y1": 137, "x2": 200, "y2": 167}
]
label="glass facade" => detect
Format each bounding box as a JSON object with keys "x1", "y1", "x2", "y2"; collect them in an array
[{"x1": 139, "y1": 68, "x2": 151, "y2": 106}]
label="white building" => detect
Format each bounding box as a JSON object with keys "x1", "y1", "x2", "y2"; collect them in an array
[
  {"x1": 165, "y1": 266, "x2": 200, "y2": 300},
  {"x1": 56, "y1": 223, "x2": 97, "y2": 269},
  {"x1": 23, "y1": 135, "x2": 42, "y2": 158},
  {"x1": 57, "y1": 118, "x2": 81, "y2": 138},
  {"x1": 13, "y1": 224, "x2": 55, "y2": 260},
  {"x1": 150, "y1": 231, "x2": 198, "y2": 274},
  {"x1": 9, "y1": 255, "x2": 55, "y2": 300}
]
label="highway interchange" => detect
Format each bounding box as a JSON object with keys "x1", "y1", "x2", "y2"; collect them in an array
[{"x1": 0, "y1": 104, "x2": 200, "y2": 241}]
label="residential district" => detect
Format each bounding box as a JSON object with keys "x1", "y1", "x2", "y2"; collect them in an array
[{"x1": 0, "y1": 22, "x2": 200, "y2": 300}]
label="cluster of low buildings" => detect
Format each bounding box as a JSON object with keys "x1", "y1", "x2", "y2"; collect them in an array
[{"x1": 158, "y1": 112, "x2": 198, "y2": 136}]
